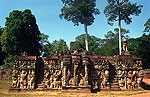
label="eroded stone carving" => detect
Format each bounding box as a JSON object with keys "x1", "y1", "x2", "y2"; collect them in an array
[{"x1": 10, "y1": 50, "x2": 143, "y2": 92}]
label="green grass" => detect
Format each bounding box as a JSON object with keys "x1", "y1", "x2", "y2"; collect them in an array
[{"x1": 0, "y1": 80, "x2": 150, "y2": 97}]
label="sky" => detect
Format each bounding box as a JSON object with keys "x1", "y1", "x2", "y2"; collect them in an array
[{"x1": 0, "y1": 0, "x2": 150, "y2": 46}]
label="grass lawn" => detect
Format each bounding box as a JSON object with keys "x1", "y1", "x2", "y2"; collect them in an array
[{"x1": 0, "y1": 80, "x2": 150, "y2": 97}]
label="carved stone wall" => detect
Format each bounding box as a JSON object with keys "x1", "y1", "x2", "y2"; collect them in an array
[
  {"x1": 10, "y1": 52, "x2": 143, "y2": 92},
  {"x1": 10, "y1": 56, "x2": 40, "y2": 90},
  {"x1": 0, "y1": 69, "x2": 12, "y2": 80},
  {"x1": 36, "y1": 56, "x2": 62, "y2": 90}
]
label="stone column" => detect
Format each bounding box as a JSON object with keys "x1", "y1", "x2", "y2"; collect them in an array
[
  {"x1": 63, "y1": 55, "x2": 71, "y2": 86},
  {"x1": 83, "y1": 56, "x2": 89, "y2": 86},
  {"x1": 74, "y1": 64, "x2": 77, "y2": 86},
  {"x1": 72, "y1": 55, "x2": 80, "y2": 86},
  {"x1": 84, "y1": 64, "x2": 88, "y2": 86},
  {"x1": 64, "y1": 65, "x2": 68, "y2": 86}
]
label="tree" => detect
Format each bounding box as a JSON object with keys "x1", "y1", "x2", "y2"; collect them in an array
[
  {"x1": 128, "y1": 34, "x2": 150, "y2": 69},
  {"x1": 39, "y1": 33, "x2": 68, "y2": 56},
  {"x1": 144, "y1": 18, "x2": 150, "y2": 33},
  {"x1": 0, "y1": 26, "x2": 5, "y2": 66},
  {"x1": 50, "y1": 39, "x2": 68, "y2": 55},
  {"x1": 97, "y1": 28, "x2": 130, "y2": 56},
  {"x1": 39, "y1": 33, "x2": 51, "y2": 56},
  {"x1": 136, "y1": 34, "x2": 150, "y2": 69},
  {"x1": 70, "y1": 34, "x2": 101, "y2": 52},
  {"x1": 60, "y1": 0, "x2": 100, "y2": 51},
  {"x1": 0, "y1": 9, "x2": 42, "y2": 62},
  {"x1": 104, "y1": 0, "x2": 143, "y2": 55}
]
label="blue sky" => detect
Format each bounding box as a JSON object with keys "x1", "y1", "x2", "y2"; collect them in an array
[{"x1": 0, "y1": 0, "x2": 150, "y2": 46}]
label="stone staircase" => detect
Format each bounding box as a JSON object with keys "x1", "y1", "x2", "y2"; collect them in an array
[
  {"x1": 36, "y1": 83, "x2": 44, "y2": 91},
  {"x1": 62, "y1": 86, "x2": 91, "y2": 93},
  {"x1": 110, "y1": 77, "x2": 120, "y2": 91}
]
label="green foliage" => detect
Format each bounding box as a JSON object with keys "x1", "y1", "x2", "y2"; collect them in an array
[
  {"x1": 104, "y1": 0, "x2": 142, "y2": 55},
  {"x1": 40, "y1": 33, "x2": 50, "y2": 45},
  {"x1": 144, "y1": 18, "x2": 150, "y2": 33},
  {"x1": 60, "y1": 0, "x2": 100, "y2": 51},
  {"x1": 70, "y1": 34, "x2": 101, "y2": 51},
  {"x1": 0, "y1": 9, "x2": 42, "y2": 62},
  {"x1": 0, "y1": 26, "x2": 5, "y2": 65},
  {"x1": 127, "y1": 38, "x2": 138, "y2": 55},
  {"x1": 39, "y1": 33, "x2": 51, "y2": 56},
  {"x1": 50, "y1": 39, "x2": 68, "y2": 55},
  {"x1": 60, "y1": 0, "x2": 100, "y2": 26},
  {"x1": 104, "y1": 28, "x2": 130, "y2": 40},
  {"x1": 104, "y1": 0, "x2": 143, "y2": 25},
  {"x1": 71, "y1": 28, "x2": 129, "y2": 56},
  {"x1": 97, "y1": 28, "x2": 130, "y2": 56},
  {"x1": 42, "y1": 43, "x2": 52, "y2": 57},
  {"x1": 128, "y1": 34, "x2": 150, "y2": 69},
  {"x1": 41, "y1": 38, "x2": 68, "y2": 56}
]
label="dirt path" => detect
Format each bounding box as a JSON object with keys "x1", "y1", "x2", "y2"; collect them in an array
[{"x1": 120, "y1": 92, "x2": 150, "y2": 97}]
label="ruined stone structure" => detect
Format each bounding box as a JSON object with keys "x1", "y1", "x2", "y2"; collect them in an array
[
  {"x1": 0, "y1": 69, "x2": 12, "y2": 80},
  {"x1": 10, "y1": 50, "x2": 143, "y2": 92},
  {"x1": 122, "y1": 39, "x2": 130, "y2": 55},
  {"x1": 0, "y1": 64, "x2": 13, "y2": 80}
]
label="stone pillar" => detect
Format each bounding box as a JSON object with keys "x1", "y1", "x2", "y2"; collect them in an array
[
  {"x1": 72, "y1": 55, "x2": 81, "y2": 86},
  {"x1": 63, "y1": 65, "x2": 68, "y2": 86},
  {"x1": 63, "y1": 55, "x2": 71, "y2": 86},
  {"x1": 84, "y1": 64, "x2": 88, "y2": 86},
  {"x1": 74, "y1": 64, "x2": 77, "y2": 86},
  {"x1": 82, "y1": 56, "x2": 89, "y2": 86}
]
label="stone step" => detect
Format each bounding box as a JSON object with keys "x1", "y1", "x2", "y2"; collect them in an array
[
  {"x1": 111, "y1": 83, "x2": 119, "y2": 85},
  {"x1": 110, "y1": 88, "x2": 121, "y2": 91},
  {"x1": 112, "y1": 81, "x2": 118, "y2": 83},
  {"x1": 111, "y1": 86, "x2": 120, "y2": 88},
  {"x1": 37, "y1": 84, "x2": 44, "y2": 89},
  {"x1": 36, "y1": 88, "x2": 44, "y2": 91},
  {"x1": 62, "y1": 89, "x2": 91, "y2": 93}
]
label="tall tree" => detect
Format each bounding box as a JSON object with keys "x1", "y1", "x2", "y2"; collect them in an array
[
  {"x1": 0, "y1": 26, "x2": 5, "y2": 65},
  {"x1": 128, "y1": 34, "x2": 150, "y2": 69},
  {"x1": 144, "y1": 18, "x2": 150, "y2": 33},
  {"x1": 50, "y1": 39, "x2": 68, "y2": 55},
  {"x1": 97, "y1": 28, "x2": 130, "y2": 56},
  {"x1": 70, "y1": 34, "x2": 101, "y2": 51},
  {"x1": 39, "y1": 33, "x2": 51, "y2": 56},
  {"x1": 60, "y1": 0, "x2": 100, "y2": 51},
  {"x1": 1, "y1": 9, "x2": 42, "y2": 62},
  {"x1": 104, "y1": 0, "x2": 143, "y2": 55}
]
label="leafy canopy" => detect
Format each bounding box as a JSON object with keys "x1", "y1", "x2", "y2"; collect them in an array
[
  {"x1": 0, "y1": 9, "x2": 41, "y2": 62},
  {"x1": 104, "y1": 0, "x2": 143, "y2": 25},
  {"x1": 70, "y1": 34, "x2": 101, "y2": 51},
  {"x1": 51, "y1": 39, "x2": 68, "y2": 55},
  {"x1": 60, "y1": 0, "x2": 100, "y2": 26},
  {"x1": 144, "y1": 18, "x2": 150, "y2": 33},
  {"x1": 128, "y1": 34, "x2": 150, "y2": 69},
  {"x1": 0, "y1": 26, "x2": 5, "y2": 65},
  {"x1": 97, "y1": 28, "x2": 130, "y2": 56}
]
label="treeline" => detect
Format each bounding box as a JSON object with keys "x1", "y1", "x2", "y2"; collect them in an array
[
  {"x1": 0, "y1": 0, "x2": 150, "y2": 69},
  {"x1": 39, "y1": 27, "x2": 150, "y2": 69},
  {"x1": 0, "y1": 10, "x2": 150, "y2": 69}
]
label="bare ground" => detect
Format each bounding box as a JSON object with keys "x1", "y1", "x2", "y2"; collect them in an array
[{"x1": 0, "y1": 80, "x2": 150, "y2": 97}]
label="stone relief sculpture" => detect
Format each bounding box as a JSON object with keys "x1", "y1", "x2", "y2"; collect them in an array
[{"x1": 10, "y1": 49, "x2": 143, "y2": 92}]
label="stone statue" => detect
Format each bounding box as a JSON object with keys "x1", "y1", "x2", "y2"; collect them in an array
[
  {"x1": 44, "y1": 70, "x2": 50, "y2": 89},
  {"x1": 12, "y1": 77, "x2": 18, "y2": 88},
  {"x1": 127, "y1": 78, "x2": 132, "y2": 89},
  {"x1": 118, "y1": 78, "x2": 125, "y2": 88},
  {"x1": 123, "y1": 38, "x2": 128, "y2": 52},
  {"x1": 20, "y1": 70, "x2": 27, "y2": 89},
  {"x1": 79, "y1": 73, "x2": 84, "y2": 86},
  {"x1": 27, "y1": 70, "x2": 35, "y2": 89},
  {"x1": 137, "y1": 70, "x2": 143, "y2": 88}
]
